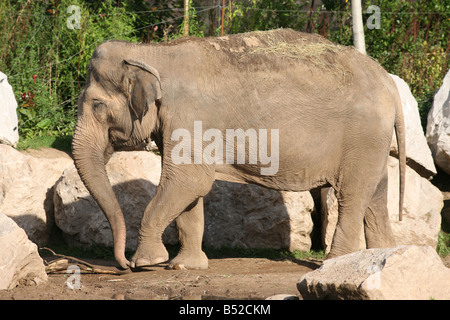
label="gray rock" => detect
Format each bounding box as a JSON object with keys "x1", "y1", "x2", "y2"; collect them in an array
[
  {"x1": 0, "y1": 145, "x2": 73, "y2": 246},
  {"x1": 298, "y1": 245, "x2": 450, "y2": 300},
  {"x1": 426, "y1": 69, "x2": 450, "y2": 175},
  {"x1": 0, "y1": 72, "x2": 19, "y2": 147},
  {"x1": 54, "y1": 151, "x2": 161, "y2": 250},
  {"x1": 204, "y1": 181, "x2": 314, "y2": 251},
  {"x1": 389, "y1": 74, "x2": 436, "y2": 178},
  {"x1": 0, "y1": 212, "x2": 47, "y2": 290},
  {"x1": 387, "y1": 157, "x2": 443, "y2": 248}
]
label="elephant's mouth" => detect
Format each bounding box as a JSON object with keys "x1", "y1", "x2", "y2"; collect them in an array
[
  {"x1": 112, "y1": 138, "x2": 151, "y2": 151},
  {"x1": 109, "y1": 121, "x2": 157, "y2": 152},
  {"x1": 112, "y1": 138, "x2": 158, "y2": 152}
]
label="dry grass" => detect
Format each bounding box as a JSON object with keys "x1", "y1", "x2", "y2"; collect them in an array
[
  {"x1": 249, "y1": 36, "x2": 349, "y2": 69},
  {"x1": 254, "y1": 38, "x2": 342, "y2": 57},
  {"x1": 245, "y1": 33, "x2": 353, "y2": 85}
]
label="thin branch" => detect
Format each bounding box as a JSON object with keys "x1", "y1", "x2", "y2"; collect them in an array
[{"x1": 40, "y1": 247, "x2": 124, "y2": 275}]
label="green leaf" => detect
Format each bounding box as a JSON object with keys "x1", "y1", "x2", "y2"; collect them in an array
[{"x1": 36, "y1": 118, "x2": 51, "y2": 129}]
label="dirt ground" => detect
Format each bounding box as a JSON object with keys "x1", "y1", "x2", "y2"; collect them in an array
[
  {"x1": 0, "y1": 256, "x2": 322, "y2": 300},
  {"x1": 2, "y1": 254, "x2": 449, "y2": 301}
]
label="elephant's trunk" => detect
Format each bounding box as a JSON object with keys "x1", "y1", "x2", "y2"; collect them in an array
[{"x1": 72, "y1": 116, "x2": 129, "y2": 269}]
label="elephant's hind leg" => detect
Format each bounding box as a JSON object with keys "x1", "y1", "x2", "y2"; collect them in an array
[
  {"x1": 328, "y1": 192, "x2": 368, "y2": 258},
  {"x1": 364, "y1": 164, "x2": 395, "y2": 249},
  {"x1": 328, "y1": 159, "x2": 386, "y2": 258},
  {"x1": 168, "y1": 197, "x2": 208, "y2": 270}
]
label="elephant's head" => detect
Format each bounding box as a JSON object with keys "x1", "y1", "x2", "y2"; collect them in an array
[{"x1": 72, "y1": 46, "x2": 162, "y2": 269}]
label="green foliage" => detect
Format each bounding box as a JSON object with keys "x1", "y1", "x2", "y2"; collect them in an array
[
  {"x1": 436, "y1": 205, "x2": 450, "y2": 258},
  {"x1": 288, "y1": 249, "x2": 327, "y2": 261},
  {"x1": 362, "y1": 0, "x2": 449, "y2": 126},
  {"x1": 437, "y1": 231, "x2": 450, "y2": 258},
  {"x1": 226, "y1": 0, "x2": 308, "y2": 34},
  {"x1": 173, "y1": 0, "x2": 207, "y2": 39},
  {"x1": 1, "y1": 0, "x2": 448, "y2": 144},
  {"x1": 16, "y1": 135, "x2": 73, "y2": 153},
  {"x1": 1, "y1": 0, "x2": 139, "y2": 140}
]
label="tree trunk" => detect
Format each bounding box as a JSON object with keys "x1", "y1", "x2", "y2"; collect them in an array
[
  {"x1": 351, "y1": 0, "x2": 366, "y2": 55},
  {"x1": 221, "y1": 0, "x2": 225, "y2": 36},
  {"x1": 183, "y1": 0, "x2": 189, "y2": 36}
]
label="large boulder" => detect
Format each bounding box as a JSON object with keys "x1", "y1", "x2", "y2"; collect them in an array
[
  {"x1": 387, "y1": 157, "x2": 443, "y2": 247},
  {"x1": 426, "y1": 69, "x2": 450, "y2": 175},
  {"x1": 0, "y1": 212, "x2": 48, "y2": 290},
  {"x1": 389, "y1": 74, "x2": 436, "y2": 178},
  {"x1": 54, "y1": 151, "x2": 315, "y2": 252},
  {"x1": 0, "y1": 145, "x2": 73, "y2": 246},
  {"x1": 298, "y1": 245, "x2": 450, "y2": 300},
  {"x1": 321, "y1": 156, "x2": 443, "y2": 253},
  {"x1": 54, "y1": 151, "x2": 161, "y2": 250},
  {"x1": 0, "y1": 72, "x2": 19, "y2": 147},
  {"x1": 203, "y1": 181, "x2": 314, "y2": 251}
]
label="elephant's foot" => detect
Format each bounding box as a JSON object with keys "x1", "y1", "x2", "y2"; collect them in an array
[
  {"x1": 130, "y1": 242, "x2": 169, "y2": 269},
  {"x1": 168, "y1": 250, "x2": 208, "y2": 270},
  {"x1": 326, "y1": 243, "x2": 356, "y2": 260},
  {"x1": 325, "y1": 251, "x2": 338, "y2": 260}
]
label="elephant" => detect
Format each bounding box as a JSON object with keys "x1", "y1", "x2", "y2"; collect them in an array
[{"x1": 72, "y1": 29, "x2": 405, "y2": 270}]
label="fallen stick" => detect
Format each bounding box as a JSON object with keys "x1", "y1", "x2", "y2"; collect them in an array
[{"x1": 40, "y1": 247, "x2": 125, "y2": 275}]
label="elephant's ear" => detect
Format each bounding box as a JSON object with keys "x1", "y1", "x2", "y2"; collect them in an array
[{"x1": 122, "y1": 59, "x2": 162, "y2": 122}]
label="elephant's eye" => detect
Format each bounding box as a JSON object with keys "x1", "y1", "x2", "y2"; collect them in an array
[
  {"x1": 93, "y1": 101, "x2": 105, "y2": 111},
  {"x1": 92, "y1": 101, "x2": 109, "y2": 123}
]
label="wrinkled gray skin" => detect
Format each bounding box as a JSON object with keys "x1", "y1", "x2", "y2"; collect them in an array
[{"x1": 72, "y1": 29, "x2": 405, "y2": 270}]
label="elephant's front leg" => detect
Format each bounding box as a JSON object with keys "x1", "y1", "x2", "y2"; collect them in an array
[
  {"x1": 168, "y1": 197, "x2": 208, "y2": 270},
  {"x1": 130, "y1": 167, "x2": 213, "y2": 269}
]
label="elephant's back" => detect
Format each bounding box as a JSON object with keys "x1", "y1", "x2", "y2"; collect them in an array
[
  {"x1": 165, "y1": 29, "x2": 355, "y2": 76},
  {"x1": 158, "y1": 29, "x2": 398, "y2": 129}
]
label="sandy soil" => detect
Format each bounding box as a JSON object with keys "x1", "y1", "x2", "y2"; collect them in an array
[
  {"x1": 0, "y1": 257, "x2": 322, "y2": 300},
  {"x1": 2, "y1": 255, "x2": 448, "y2": 301}
]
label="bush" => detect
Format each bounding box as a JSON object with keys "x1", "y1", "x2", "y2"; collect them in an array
[
  {"x1": 1, "y1": 0, "x2": 448, "y2": 143},
  {"x1": 226, "y1": 0, "x2": 308, "y2": 34},
  {"x1": 1, "y1": 0, "x2": 139, "y2": 140},
  {"x1": 362, "y1": 0, "x2": 449, "y2": 126}
]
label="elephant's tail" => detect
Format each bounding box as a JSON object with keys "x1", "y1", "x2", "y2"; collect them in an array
[{"x1": 394, "y1": 100, "x2": 406, "y2": 221}]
